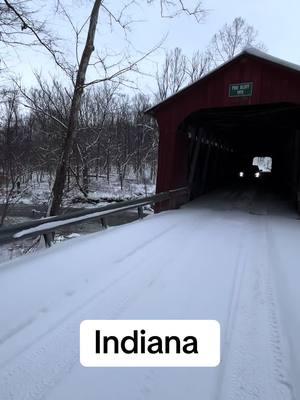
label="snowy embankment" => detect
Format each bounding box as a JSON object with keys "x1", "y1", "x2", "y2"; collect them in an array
[
  {"x1": 0, "y1": 190, "x2": 299, "y2": 400},
  {"x1": 10, "y1": 174, "x2": 156, "y2": 208}
]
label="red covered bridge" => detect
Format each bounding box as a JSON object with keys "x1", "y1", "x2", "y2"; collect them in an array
[{"x1": 147, "y1": 48, "x2": 300, "y2": 210}]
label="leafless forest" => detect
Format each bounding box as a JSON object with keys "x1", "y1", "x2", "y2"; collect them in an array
[{"x1": 0, "y1": 0, "x2": 264, "y2": 226}]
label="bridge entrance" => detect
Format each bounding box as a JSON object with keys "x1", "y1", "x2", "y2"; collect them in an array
[
  {"x1": 183, "y1": 103, "x2": 300, "y2": 204},
  {"x1": 147, "y1": 49, "x2": 300, "y2": 211}
]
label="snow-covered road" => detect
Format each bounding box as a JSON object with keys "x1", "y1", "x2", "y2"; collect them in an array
[{"x1": 0, "y1": 189, "x2": 299, "y2": 400}]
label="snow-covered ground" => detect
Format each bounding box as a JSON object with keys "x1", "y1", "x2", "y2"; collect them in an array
[
  {"x1": 0, "y1": 174, "x2": 155, "y2": 209},
  {"x1": 0, "y1": 188, "x2": 299, "y2": 399}
]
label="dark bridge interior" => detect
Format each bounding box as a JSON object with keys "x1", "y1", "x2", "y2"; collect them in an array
[{"x1": 183, "y1": 103, "x2": 300, "y2": 206}]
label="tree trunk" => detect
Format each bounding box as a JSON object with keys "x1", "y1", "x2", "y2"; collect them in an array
[
  {"x1": 106, "y1": 150, "x2": 110, "y2": 183},
  {"x1": 82, "y1": 161, "x2": 89, "y2": 195},
  {"x1": 49, "y1": 0, "x2": 102, "y2": 216}
]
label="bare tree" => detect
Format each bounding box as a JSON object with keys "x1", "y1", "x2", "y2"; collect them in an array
[
  {"x1": 208, "y1": 17, "x2": 266, "y2": 65},
  {"x1": 1, "y1": 1, "x2": 65, "y2": 72},
  {"x1": 6, "y1": 0, "x2": 207, "y2": 219},
  {"x1": 0, "y1": 89, "x2": 31, "y2": 225},
  {"x1": 47, "y1": 0, "x2": 102, "y2": 215},
  {"x1": 75, "y1": 84, "x2": 119, "y2": 195},
  {"x1": 156, "y1": 17, "x2": 266, "y2": 99},
  {"x1": 186, "y1": 49, "x2": 212, "y2": 82},
  {"x1": 48, "y1": 0, "x2": 207, "y2": 215},
  {"x1": 156, "y1": 47, "x2": 188, "y2": 100},
  {"x1": 156, "y1": 47, "x2": 213, "y2": 99},
  {"x1": 131, "y1": 94, "x2": 158, "y2": 185}
]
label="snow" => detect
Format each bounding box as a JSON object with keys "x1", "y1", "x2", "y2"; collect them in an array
[
  {"x1": 65, "y1": 233, "x2": 81, "y2": 239},
  {"x1": 0, "y1": 189, "x2": 299, "y2": 399},
  {"x1": 0, "y1": 173, "x2": 155, "y2": 209},
  {"x1": 245, "y1": 47, "x2": 300, "y2": 72}
]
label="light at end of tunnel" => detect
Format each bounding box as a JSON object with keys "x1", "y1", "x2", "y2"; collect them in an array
[{"x1": 239, "y1": 172, "x2": 244, "y2": 178}]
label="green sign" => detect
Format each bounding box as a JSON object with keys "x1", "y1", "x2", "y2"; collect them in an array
[{"x1": 229, "y1": 82, "x2": 253, "y2": 97}]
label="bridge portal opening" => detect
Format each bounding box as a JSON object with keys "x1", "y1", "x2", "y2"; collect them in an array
[
  {"x1": 183, "y1": 103, "x2": 300, "y2": 207},
  {"x1": 252, "y1": 156, "x2": 272, "y2": 173}
]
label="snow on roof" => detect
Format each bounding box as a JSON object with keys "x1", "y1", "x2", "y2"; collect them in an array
[
  {"x1": 245, "y1": 47, "x2": 300, "y2": 73},
  {"x1": 146, "y1": 48, "x2": 300, "y2": 113}
]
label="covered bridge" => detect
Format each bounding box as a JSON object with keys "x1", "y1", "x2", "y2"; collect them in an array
[{"x1": 146, "y1": 48, "x2": 300, "y2": 211}]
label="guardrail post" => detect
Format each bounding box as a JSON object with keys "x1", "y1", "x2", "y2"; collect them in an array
[
  {"x1": 138, "y1": 206, "x2": 144, "y2": 219},
  {"x1": 101, "y1": 217, "x2": 108, "y2": 229},
  {"x1": 43, "y1": 233, "x2": 53, "y2": 248}
]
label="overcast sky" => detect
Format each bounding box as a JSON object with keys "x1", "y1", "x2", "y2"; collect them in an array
[{"x1": 4, "y1": 0, "x2": 300, "y2": 95}]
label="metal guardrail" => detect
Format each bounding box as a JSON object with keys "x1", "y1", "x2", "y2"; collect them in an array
[{"x1": 0, "y1": 187, "x2": 189, "y2": 246}]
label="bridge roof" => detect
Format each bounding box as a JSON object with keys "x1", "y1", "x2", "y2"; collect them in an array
[{"x1": 146, "y1": 48, "x2": 300, "y2": 115}]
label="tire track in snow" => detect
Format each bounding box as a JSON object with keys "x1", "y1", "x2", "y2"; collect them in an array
[
  {"x1": 0, "y1": 220, "x2": 185, "y2": 368},
  {"x1": 0, "y1": 212, "x2": 216, "y2": 400},
  {"x1": 0, "y1": 253, "x2": 167, "y2": 400},
  {"x1": 0, "y1": 223, "x2": 177, "y2": 350},
  {"x1": 212, "y1": 216, "x2": 250, "y2": 400},
  {"x1": 217, "y1": 216, "x2": 295, "y2": 400},
  {"x1": 264, "y1": 221, "x2": 296, "y2": 399},
  {"x1": 263, "y1": 253, "x2": 295, "y2": 400},
  {"x1": 125, "y1": 212, "x2": 249, "y2": 400}
]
